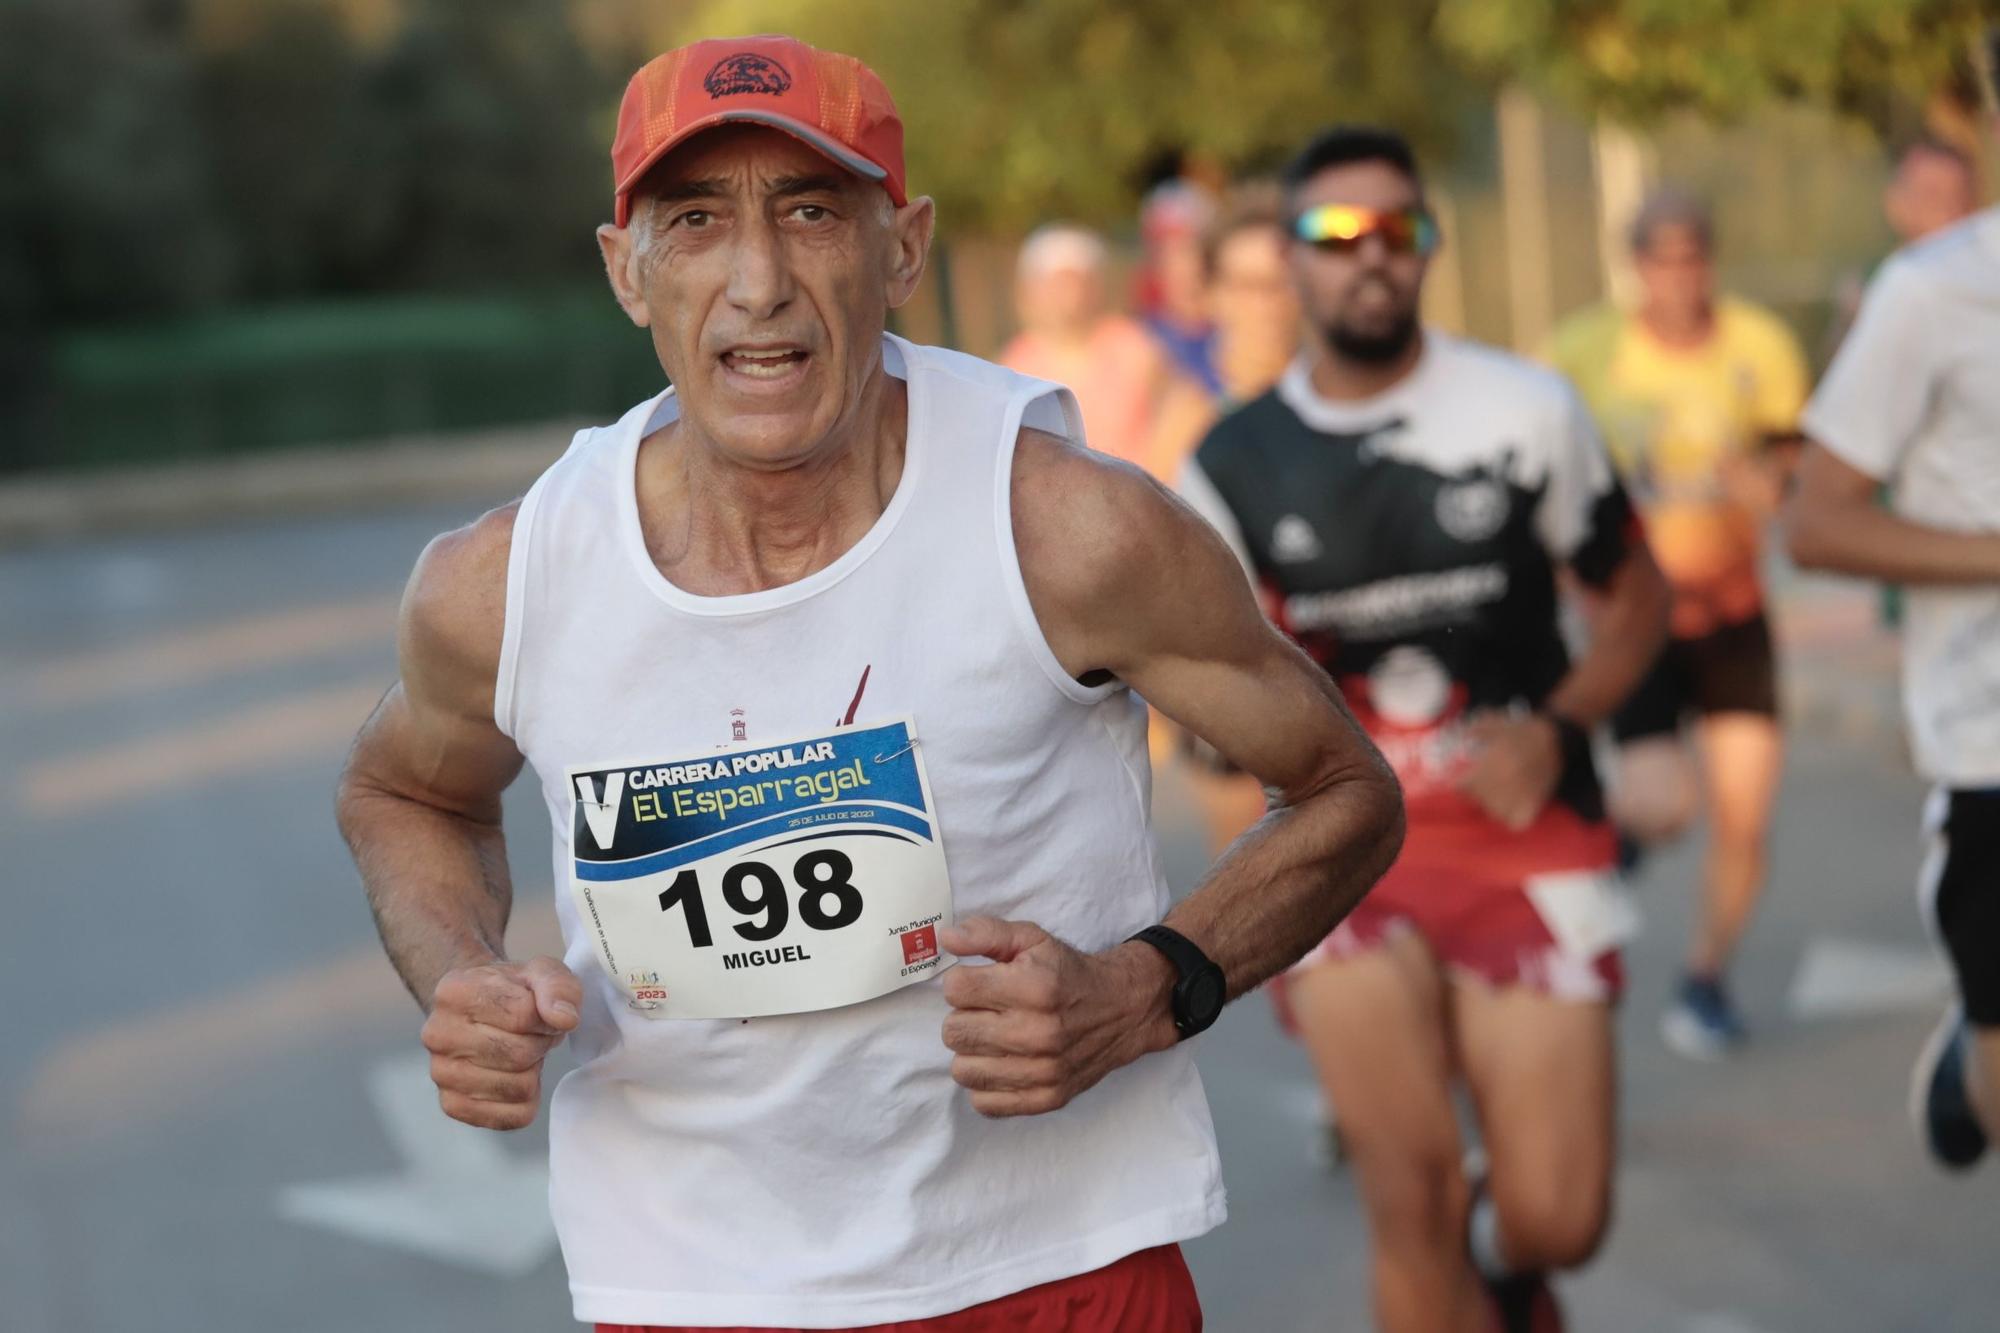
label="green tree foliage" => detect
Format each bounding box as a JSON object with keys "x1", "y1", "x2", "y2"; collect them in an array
[
  {"x1": 1434, "y1": 0, "x2": 1999, "y2": 124},
  {"x1": 0, "y1": 0, "x2": 225, "y2": 330},
  {"x1": 4, "y1": 0, "x2": 615, "y2": 330},
  {"x1": 671, "y1": 0, "x2": 1479, "y2": 233},
  {"x1": 664, "y1": 0, "x2": 1994, "y2": 231}
]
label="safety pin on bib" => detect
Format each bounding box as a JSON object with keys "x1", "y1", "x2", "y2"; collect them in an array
[{"x1": 874, "y1": 736, "x2": 920, "y2": 764}]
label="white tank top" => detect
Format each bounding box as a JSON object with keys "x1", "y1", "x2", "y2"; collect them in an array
[{"x1": 497, "y1": 335, "x2": 1224, "y2": 1327}]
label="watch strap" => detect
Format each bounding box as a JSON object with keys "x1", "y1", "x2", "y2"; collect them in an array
[{"x1": 1127, "y1": 924, "x2": 1210, "y2": 980}]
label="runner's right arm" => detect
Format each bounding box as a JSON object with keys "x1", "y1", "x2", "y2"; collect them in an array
[
  {"x1": 1789, "y1": 258, "x2": 2000, "y2": 583},
  {"x1": 1788, "y1": 446, "x2": 2000, "y2": 583},
  {"x1": 336, "y1": 502, "x2": 581, "y2": 1130}
]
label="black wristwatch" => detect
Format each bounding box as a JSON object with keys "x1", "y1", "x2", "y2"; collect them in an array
[{"x1": 1126, "y1": 925, "x2": 1227, "y2": 1040}]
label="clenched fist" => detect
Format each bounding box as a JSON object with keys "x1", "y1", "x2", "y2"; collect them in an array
[
  {"x1": 1458, "y1": 711, "x2": 1562, "y2": 832},
  {"x1": 938, "y1": 916, "x2": 1177, "y2": 1118},
  {"x1": 420, "y1": 955, "x2": 581, "y2": 1131}
]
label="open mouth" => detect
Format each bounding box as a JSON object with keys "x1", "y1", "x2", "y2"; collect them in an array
[{"x1": 721, "y1": 346, "x2": 810, "y2": 380}]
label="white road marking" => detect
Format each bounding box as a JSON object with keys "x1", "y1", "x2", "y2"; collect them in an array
[
  {"x1": 17, "y1": 680, "x2": 385, "y2": 814},
  {"x1": 1685, "y1": 1314, "x2": 1780, "y2": 1333},
  {"x1": 28, "y1": 596, "x2": 398, "y2": 706},
  {"x1": 17, "y1": 899, "x2": 561, "y2": 1147},
  {"x1": 1787, "y1": 936, "x2": 1950, "y2": 1021},
  {"x1": 277, "y1": 1055, "x2": 557, "y2": 1277}
]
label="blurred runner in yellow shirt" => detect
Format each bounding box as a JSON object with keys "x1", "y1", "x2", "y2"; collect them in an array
[{"x1": 1548, "y1": 190, "x2": 1806, "y2": 1061}]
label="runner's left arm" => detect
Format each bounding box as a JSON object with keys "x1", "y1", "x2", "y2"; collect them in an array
[
  {"x1": 935, "y1": 428, "x2": 1403, "y2": 1117},
  {"x1": 1459, "y1": 387, "x2": 1670, "y2": 829},
  {"x1": 1535, "y1": 387, "x2": 1670, "y2": 729}
]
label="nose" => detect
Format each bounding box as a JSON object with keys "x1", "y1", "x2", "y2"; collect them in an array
[
  {"x1": 1353, "y1": 231, "x2": 1394, "y2": 268},
  {"x1": 725, "y1": 215, "x2": 795, "y2": 320}
]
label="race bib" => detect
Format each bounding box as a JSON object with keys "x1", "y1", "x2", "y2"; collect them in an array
[
  {"x1": 1524, "y1": 869, "x2": 1641, "y2": 961},
  {"x1": 566, "y1": 718, "x2": 954, "y2": 1020}
]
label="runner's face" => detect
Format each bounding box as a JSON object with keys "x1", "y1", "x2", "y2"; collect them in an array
[
  {"x1": 1288, "y1": 161, "x2": 1428, "y2": 365},
  {"x1": 1886, "y1": 148, "x2": 1976, "y2": 243},
  {"x1": 1634, "y1": 223, "x2": 1713, "y2": 324},
  {"x1": 1212, "y1": 225, "x2": 1300, "y2": 358},
  {"x1": 607, "y1": 126, "x2": 930, "y2": 467},
  {"x1": 1016, "y1": 263, "x2": 1106, "y2": 338}
]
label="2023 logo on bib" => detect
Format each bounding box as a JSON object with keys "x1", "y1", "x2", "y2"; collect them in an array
[{"x1": 566, "y1": 718, "x2": 954, "y2": 1020}]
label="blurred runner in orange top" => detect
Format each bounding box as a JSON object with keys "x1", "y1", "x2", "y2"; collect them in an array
[
  {"x1": 1547, "y1": 190, "x2": 1806, "y2": 1062},
  {"x1": 999, "y1": 224, "x2": 1183, "y2": 477}
]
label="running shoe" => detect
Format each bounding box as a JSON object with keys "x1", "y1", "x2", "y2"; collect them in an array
[
  {"x1": 1910, "y1": 1005, "x2": 1988, "y2": 1172},
  {"x1": 1482, "y1": 1272, "x2": 1564, "y2": 1333},
  {"x1": 1659, "y1": 973, "x2": 1745, "y2": 1061}
]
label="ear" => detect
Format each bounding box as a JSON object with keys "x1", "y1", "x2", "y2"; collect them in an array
[
  {"x1": 884, "y1": 195, "x2": 937, "y2": 310},
  {"x1": 597, "y1": 222, "x2": 653, "y2": 329}
]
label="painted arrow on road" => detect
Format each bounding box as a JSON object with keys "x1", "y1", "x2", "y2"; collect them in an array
[
  {"x1": 1787, "y1": 936, "x2": 1950, "y2": 1021},
  {"x1": 277, "y1": 1055, "x2": 557, "y2": 1277}
]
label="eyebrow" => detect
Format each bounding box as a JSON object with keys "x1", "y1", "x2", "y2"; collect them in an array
[{"x1": 767, "y1": 173, "x2": 852, "y2": 199}]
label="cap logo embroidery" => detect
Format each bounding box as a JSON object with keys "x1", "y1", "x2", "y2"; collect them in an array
[{"x1": 704, "y1": 53, "x2": 792, "y2": 98}]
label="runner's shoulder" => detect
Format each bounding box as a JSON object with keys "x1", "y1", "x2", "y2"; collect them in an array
[
  {"x1": 401, "y1": 500, "x2": 519, "y2": 690},
  {"x1": 1011, "y1": 425, "x2": 1192, "y2": 610},
  {"x1": 1544, "y1": 302, "x2": 1627, "y2": 372},
  {"x1": 1715, "y1": 296, "x2": 1805, "y2": 357},
  {"x1": 1426, "y1": 333, "x2": 1590, "y2": 459},
  {"x1": 1876, "y1": 212, "x2": 1993, "y2": 297}
]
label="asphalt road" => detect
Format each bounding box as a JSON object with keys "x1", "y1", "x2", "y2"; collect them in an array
[{"x1": 1, "y1": 496, "x2": 1991, "y2": 1333}]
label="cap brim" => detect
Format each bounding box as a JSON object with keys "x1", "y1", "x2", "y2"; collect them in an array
[{"x1": 617, "y1": 110, "x2": 891, "y2": 225}]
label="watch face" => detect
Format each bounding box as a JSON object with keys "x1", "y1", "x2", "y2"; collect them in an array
[{"x1": 1183, "y1": 967, "x2": 1226, "y2": 1030}]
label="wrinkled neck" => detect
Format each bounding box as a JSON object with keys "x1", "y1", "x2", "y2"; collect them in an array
[{"x1": 637, "y1": 373, "x2": 908, "y2": 597}]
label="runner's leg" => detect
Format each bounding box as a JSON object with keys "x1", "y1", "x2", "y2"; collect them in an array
[
  {"x1": 1688, "y1": 712, "x2": 1783, "y2": 978},
  {"x1": 1451, "y1": 982, "x2": 1616, "y2": 1276},
  {"x1": 1606, "y1": 736, "x2": 1699, "y2": 848},
  {"x1": 1972, "y1": 1031, "x2": 2000, "y2": 1139},
  {"x1": 1289, "y1": 933, "x2": 1485, "y2": 1333}
]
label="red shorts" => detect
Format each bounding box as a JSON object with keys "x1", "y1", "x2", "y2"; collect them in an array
[
  {"x1": 1278, "y1": 858, "x2": 1629, "y2": 1022},
  {"x1": 596, "y1": 1244, "x2": 1201, "y2": 1333}
]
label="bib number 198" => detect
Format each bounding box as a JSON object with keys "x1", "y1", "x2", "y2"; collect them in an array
[{"x1": 654, "y1": 849, "x2": 864, "y2": 948}]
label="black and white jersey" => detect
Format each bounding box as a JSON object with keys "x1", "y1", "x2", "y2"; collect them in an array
[{"x1": 1181, "y1": 334, "x2": 1639, "y2": 876}]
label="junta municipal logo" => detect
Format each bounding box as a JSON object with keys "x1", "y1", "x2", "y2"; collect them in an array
[
  {"x1": 704, "y1": 53, "x2": 792, "y2": 98},
  {"x1": 729, "y1": 707, "x2": 748, "y2": 743},
  {"x1": 901, "y1": 925, "x2": 938, "y2": 967}
]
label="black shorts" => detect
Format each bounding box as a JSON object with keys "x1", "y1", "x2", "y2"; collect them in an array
[
  {"x1": 1923, "y1": 788, "x2": 2000, "y2": 1028},
  {"x1": 1611, "y1": 612, "x2": 1780, "y2": 743}
]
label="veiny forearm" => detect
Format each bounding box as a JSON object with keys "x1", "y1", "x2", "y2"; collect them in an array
[
  {"x1": 336, "y1": 775, "x2": 515, "y2": 1011},
  {"x1": 1162, "y1": 762, "x2": 1404, "y2": 999},
  {"x1": 1788, "y1": 497, "x2": 2000, "y2": 586},
  {"x1": 1547, "y1": 553, "x2": 1670, "y2": 727}
]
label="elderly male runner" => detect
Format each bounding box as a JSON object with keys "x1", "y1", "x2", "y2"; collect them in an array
[
  {"x1": 1181, "y1": 127, "x2": 1668, "y2": 1333},
  {"x1": 335, "y1": 36, "x2": 1402, "y2": 1332}
]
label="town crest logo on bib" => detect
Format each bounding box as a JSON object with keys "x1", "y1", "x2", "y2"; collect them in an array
[{"x1": 566, "y1": 716, "x2": 954, "y2": 1020}]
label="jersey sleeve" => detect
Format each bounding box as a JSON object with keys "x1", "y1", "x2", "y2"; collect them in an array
[
  {"x1": 1800, "y1": 256, "x2": 1939, "y2": 483},
  {"x1": 1537, "y1": 383, "x2": 1640, "y2": 588},
  {"x1": 1176, "y1": 455, "x2": 1257, "y2": 585}
]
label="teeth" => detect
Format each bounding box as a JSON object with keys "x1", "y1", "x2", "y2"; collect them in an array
[{"x1": 733, "y1": 349, "x2": 796, "y2": 360}]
